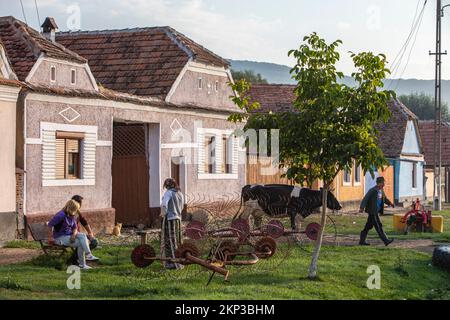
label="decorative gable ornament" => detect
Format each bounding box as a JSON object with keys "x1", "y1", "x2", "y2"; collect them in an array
[
  {"x1": 170, "y1": 118, "x2": 183, "y2": 136},
  {"x1": 59, "y1": 107, "x2": 80, "y2": 123}
]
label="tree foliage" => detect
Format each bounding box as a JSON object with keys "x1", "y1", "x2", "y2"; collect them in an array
[
  {"x1": 398, "y1": 92, "x2": 449, "y2": 121},
  {"x1": 231, "y1": 69, "x2": 269, "y2": 84},
  {"x1": 228, "y1": 32, "x2": 396, "y2": 278}
]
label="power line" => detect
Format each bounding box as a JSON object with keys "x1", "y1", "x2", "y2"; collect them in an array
[
  {"x1": 34, "y1": 0, "x2": 41, "y2": 28},
  {"x1": 391, "y1": 1, "x2": 427, "y2": 78},
  {"x1": 395, "y1": 1, "x2": 428, "y2": 90},
  {"x1": 389, "y1": 0, "x2": 422, "y2": 76},
  {"x1": 388, "y1": 0, "x2": 428, "y2": 89},
  {"x1": 20, "y1": 0, "x2": 28, "y2": 25}
]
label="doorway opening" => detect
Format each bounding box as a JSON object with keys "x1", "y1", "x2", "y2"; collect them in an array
[{"x1": 112, "y1": 122, "x2": 150, "y2": 226}]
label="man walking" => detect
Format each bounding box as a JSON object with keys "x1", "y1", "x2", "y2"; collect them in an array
[{"x1": 359, "y1": 177, "x2": 395, "y2": 246}]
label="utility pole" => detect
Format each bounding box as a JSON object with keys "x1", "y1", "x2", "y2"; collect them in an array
[{"x1": 431, "y1": 0, "x2": 448, "y2": 211}]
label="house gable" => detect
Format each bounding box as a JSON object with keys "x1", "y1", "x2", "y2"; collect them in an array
[
  {"x1": 26, "y1": 56, "x2": 98, "y2": 91},
  {"x1": 167, "y1": 61, "x2": 237, "y2": 111},
  {"x1": 0, "y1": 43, "x2": 16, "y2": 80},
  {"x1": 56, "y1": 26, "x2": 230, "y2": 102},
  {"x1": 401, "y1": 120, "x2": 422, "y2": 156}
]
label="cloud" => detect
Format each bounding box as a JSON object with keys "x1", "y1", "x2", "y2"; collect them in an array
[{"x1": 337, "y1": 21, "x2": 351, "y2": 31}]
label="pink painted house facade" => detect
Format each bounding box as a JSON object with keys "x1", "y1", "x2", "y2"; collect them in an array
[{"x1": 0, "y1": 16, "x2": 245, "y2": 240}]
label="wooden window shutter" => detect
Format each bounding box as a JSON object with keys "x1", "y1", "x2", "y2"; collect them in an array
[
  {"x1": 55, "y1": 139, "x2": 65, "y2": 179},
  {"x1": 232, "y1": 135, "x2": 239, "y2": 174},
  {"x1": 197, "y1": 131, "x2": 206, "y2": 174},
  {"x1": 83, "y1": 132, "x2": 97, "y2": 180},
  {"x1": 42, "y1": 129, "x2": 57, "y2": 181},
  {"x1": 214, "y1": 135, "x2": 222, "y2": 174}
]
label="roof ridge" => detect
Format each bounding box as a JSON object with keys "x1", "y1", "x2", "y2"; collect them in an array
[
  {"x1": 165, "y1": 27, "x2": 229, "y2": 67},
  {"x1": 57, "y1": 26, "x2": 169, "y2": 36},
  {"x1": 7, "y1": 16, "x2": 86, "y2": 63},
  {"x1": 393, "y1": 98, "x2": 418, "y2": 120},
  {"x1": 162, "y1": 27, "x2": 194, "y2": 60}
]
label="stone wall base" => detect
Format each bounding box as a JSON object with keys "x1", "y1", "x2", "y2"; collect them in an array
[
  {"x1": 0, "y1": 212, "x2": 17, "y2": 245},
  {"x1": 25, "y1": 208, "x2": 115, "y2": 240}
]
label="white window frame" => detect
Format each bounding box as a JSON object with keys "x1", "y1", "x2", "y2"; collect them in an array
[
  {"x1": 197, "y1": 128, "x2": 238, "y2": 180},
  {"x1": 354, "y1": 161, "x2": 362, "y2": 186},
  {"x1": 50, "y1": 65, "x2": 56, "y2": 83},
  {"x1": 40, "y1": 122, "x2": 97, "y2": 187},
  {"x1": 70, "y1": 68, "x2": 76, "y2": 85},
  {"x1": 412, "y1": 162, "x2": 418, "y2": 189},
  {"x1": 343, "y1": 168, "x2": 352, "y2": 186}
]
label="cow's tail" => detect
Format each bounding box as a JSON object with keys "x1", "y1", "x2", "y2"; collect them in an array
[{"x1": 232, "y1": 193, "x2": 245, "y2": 221}]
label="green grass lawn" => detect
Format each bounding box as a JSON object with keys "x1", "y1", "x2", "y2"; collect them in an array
[
  {"x1": 0, "y1": 242, "x2": 448, "y2": 300},
  {"x1": 0, "y1": 210, "x2": 448, "y2": 300}
]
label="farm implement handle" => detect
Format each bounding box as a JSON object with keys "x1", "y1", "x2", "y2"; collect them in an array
[{"x1": 185, "y1": 218, "x2": 325, "y2": 242}]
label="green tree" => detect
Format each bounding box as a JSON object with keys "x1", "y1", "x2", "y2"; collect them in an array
[
  {"x1": 398, "y1": 92, "x2": 450, "y2": 121},
  {"x1": 229, "y1": 33, "x2": 395, "y2": 279},
  {"x1": 231, "y1": 69, "x2": 269, "y2": 84}
]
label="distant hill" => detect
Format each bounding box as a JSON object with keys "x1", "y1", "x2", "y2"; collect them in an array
[{"x1": 229, "y1": 59, "x2": 450, "y2": 106}]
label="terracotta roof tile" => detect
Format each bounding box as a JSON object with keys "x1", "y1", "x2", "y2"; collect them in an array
[
  {"x1": 249, "y1": 84, "x2": 422, "y2": 159},
  {"x1": 23, "y1": 83, "x2": 236, "y2": 115},
  {"x1": 418, "y1": 120, "x2": 450, "y2": 166},
  {"x1": 0, "y1": 77, "x2": 22, "y2": 87},
  {"x1": 0, "y1": 16, "x2": 86, "y2": 81},
  {"x1": 249, "y1": 84, "x2": 297, "y2": 113},
  {"x1": 376, "y1": 99, "x2": 421, "y2": 158},
  {"x1": 56, "y1": 27, "x2": 229, "y2": 99}
]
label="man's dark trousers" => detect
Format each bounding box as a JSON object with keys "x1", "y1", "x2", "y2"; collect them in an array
[{"x1": 360, "y1": 213, "x2": 389, "y2": 244}]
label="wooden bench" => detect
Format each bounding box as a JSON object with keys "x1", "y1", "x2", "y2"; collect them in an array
[
  {"x1": 136, "y1": 229, "x2": 161, "y2": 245},
  {"x1": 28, "y1": 222, "x2": 75, "y2": 257}
]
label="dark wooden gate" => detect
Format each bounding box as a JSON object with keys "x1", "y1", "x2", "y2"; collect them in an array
[{"x1": 112, "y1": 124, "x2": 150, "y2": 226}]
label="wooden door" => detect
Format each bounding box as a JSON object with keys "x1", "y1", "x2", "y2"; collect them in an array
[
  {"x1": 112, "y1": 124, "x2": 150, "y2": 226},
  {"x1": 171, "y1": 157, "x2": 180, "y2": 188}
]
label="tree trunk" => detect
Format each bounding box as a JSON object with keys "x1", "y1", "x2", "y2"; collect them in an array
[{"x1": 308, "y1": 182, "x2": 329, "y2": 279}]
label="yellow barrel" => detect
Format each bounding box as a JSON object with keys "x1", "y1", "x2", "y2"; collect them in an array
[
  {"x1": 393, "y1": 214, "x2": 406, "y2": 232},
  {"x1": 393, "y1": 213, "x2": 444, "y2": 233},
  {"x1": 431, "y1": 216, "x2": 444, "y2": 233}
]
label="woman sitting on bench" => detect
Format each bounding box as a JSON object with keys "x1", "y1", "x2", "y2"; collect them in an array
[{"x1": 47, "y1": 200, "x2": 99, "y2": 270}]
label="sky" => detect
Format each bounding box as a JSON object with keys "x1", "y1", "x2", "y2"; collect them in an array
[{"x1": 0, "y1": 0, "x2": 449, "y2": 79}]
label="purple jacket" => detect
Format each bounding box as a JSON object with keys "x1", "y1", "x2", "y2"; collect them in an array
[{"x1": 48, "y1": 210, "x2": 77, "y2": 239}]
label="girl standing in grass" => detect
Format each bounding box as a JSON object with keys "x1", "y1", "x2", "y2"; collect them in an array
[{"x1": 160, "y1": 178, "x2": 184, "y2": 270}]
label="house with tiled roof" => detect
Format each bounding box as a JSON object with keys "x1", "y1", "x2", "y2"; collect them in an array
[
  {"x1": 366, "y1": 99, "x2": 425, "y2": 205},
  {"x1": 248, "y1": 84, "x2": 425, "y2": 208},
  {"x1": 418, "y1": 120, "x2": 450, "y2": 202},
  {"x1": 247, "y1": 84, "x2": 366, "y2": 210},
  {"x1": 0, "y1": 16, "x2": 245, "y2": 241},
  {"x1": 0, "y1": 38, "x2": 21, "y2": 243}
]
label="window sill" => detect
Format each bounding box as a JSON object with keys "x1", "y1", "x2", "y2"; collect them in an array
[
  {"x1": 198, "y1": 173, "x2": 238, "y2": 180},
  {"x1": 342, "y1": 182, "x2": 352, "y2": 187},
  {"x1": 42, "y1": 179, "x2": 95, "y2": 187}
]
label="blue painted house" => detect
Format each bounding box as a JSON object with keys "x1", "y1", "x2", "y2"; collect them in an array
[{"x1": 365, "y1": 99, "x2": 425, "y2": 206}]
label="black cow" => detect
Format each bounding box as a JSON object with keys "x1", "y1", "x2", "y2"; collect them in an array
[{"x1": 233, "y1": 184, "x2": 342, "y2": 230}]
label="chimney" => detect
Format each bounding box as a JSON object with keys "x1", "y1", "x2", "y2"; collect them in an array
[{"x1": 41, "y1": 17, "x2": 58, "y2": 43}]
